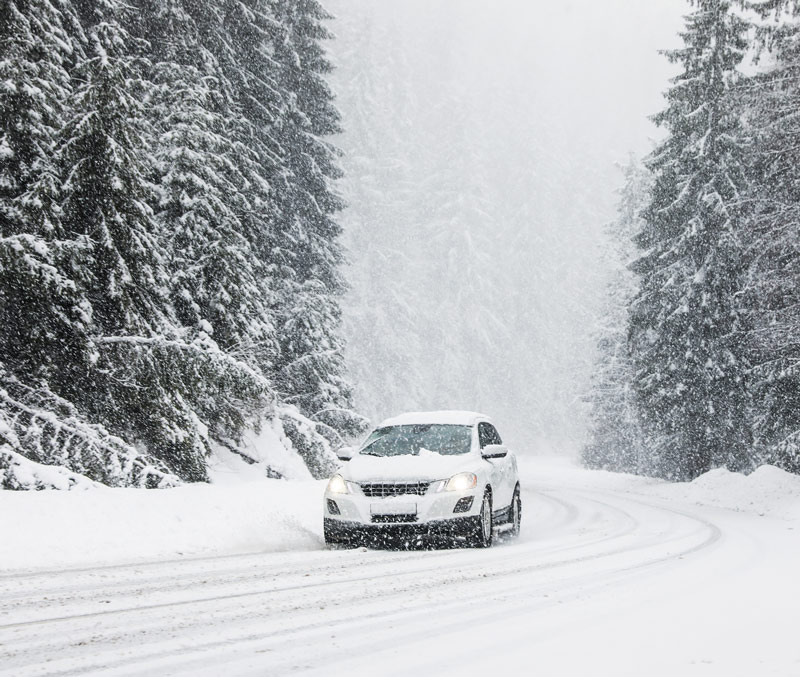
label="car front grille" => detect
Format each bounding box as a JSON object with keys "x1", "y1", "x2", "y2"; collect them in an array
[
  {"x1": 371, "y1": 514, "x2": 418, "y2": 524},
  {"x1": 360, "y1": 481, "x2": 431, "y2": 498}
]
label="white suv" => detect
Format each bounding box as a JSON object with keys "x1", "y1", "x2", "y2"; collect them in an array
[{"x1": 323, "y1": 411, "x2": 521, "y2": 548}]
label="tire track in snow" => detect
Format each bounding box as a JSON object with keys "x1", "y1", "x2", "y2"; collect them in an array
[
  {"x1": 0, "y1": 487, "x2": 721, "y2": 676},
  {"x1": 0, "y1": 490, "x2": 588, "y2": 622}
]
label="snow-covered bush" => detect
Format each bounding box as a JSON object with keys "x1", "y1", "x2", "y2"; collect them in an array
[
  {"x1": 278, "y1": 405, "x2": 342, "y2": 480},
  {"x1": 0, "y1": 365, "x2": 180, "y2": 489}
]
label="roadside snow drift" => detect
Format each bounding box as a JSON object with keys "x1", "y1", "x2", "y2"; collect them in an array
[
  {"x1": 0, "y1": 479, "x2": 326, "y2": 572},
  {"x1": 654, "y1": 464, "x2": 800, "y2": 520},
  {"x1": 1, "y1": 457, "x2": 799, "y2": 574}
]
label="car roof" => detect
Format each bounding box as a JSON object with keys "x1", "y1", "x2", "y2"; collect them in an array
[{"x1": 377, "y1": 410, "x2": 491, "y2": 428}]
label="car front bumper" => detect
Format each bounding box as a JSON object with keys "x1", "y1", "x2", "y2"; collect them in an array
[
  {"x1": 324, "y1": 515, "x2": 480, "y2": 545},
  {"x1": 324, "y1": 485, "x2": 481, "y2": 522}
]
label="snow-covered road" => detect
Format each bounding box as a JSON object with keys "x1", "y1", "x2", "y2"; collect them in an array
[{"x1": 1, "y1": 460, "x2": 798, "y2": 676}]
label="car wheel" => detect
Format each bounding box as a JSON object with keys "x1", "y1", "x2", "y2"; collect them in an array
[
  {"x1": 470, "y1": 490, "x2": 493, "y2": 548},
  {"x1": 510, "y1": 485, "x2": 522, "y2": 538}
]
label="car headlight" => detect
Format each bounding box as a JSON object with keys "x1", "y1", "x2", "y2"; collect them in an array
[
  {"x1": 444, "y1": 472, "x2": 477, "y2": 492},
  {"x1": 327, "y1": 474, "x2": 350, "y2": 494}
]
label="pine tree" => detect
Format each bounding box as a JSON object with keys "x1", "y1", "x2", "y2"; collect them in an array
[
  {"x1": 0, "y1": 0, "x2": 90, "y2": 394},
  {"x1": 138, "y1": 1, "x2": 278, "y2": 374},
  {"x1": 269, "y1": 0, "x2": 363, "y2": 440},
  {"x1": 0, "y1": 0, "x2": 79, "y2": 235},
  {"x1": 146, "y1": 0, "x2": 288, "y2": 375},
  {"x1": 629, "y1": 0, "x2": 752, "y2": 480},
  {"x1": 0, "y1": 0, "x2": 193, "y2": 488},
  {"x1": 584, "y1": 158, "x2": 652, "y2": 473},
  {"x1": 740, "y1": 4, "x2": 800, "y2": 473},
  {"x1": 55, "y1": 0, "x2": 220, "y2": 480}
]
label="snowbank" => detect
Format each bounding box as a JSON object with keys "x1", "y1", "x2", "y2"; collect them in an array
[
  {"x1": 520, "y1": 456, "x2": 800, "y2": 521},
  {"x1": 653, "y1": 464, "x2": 800, "y2": 520},
  {"x1": 208, "y1": 420, "x2": 313, "y2": 483},
  {"x1": 0, "y1": 446, "x2": 102, "y2": 491},
  {"x1": 0, "y1": 478, "x2": 327, "y2": 573},
  {"x1": 3, "y1": 456, "x2": 798, "y2": 574}
]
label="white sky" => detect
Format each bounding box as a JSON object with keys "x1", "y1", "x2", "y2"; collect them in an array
[{"x1": 437, "y1": 0, "x2": 687, "y2": 162}]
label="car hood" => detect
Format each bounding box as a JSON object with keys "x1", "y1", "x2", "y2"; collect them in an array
[{"x1": 342, "y1": 450, "x2": 477, "y2": 483}]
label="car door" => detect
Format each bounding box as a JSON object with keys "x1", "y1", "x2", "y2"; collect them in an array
[
  {"x1": 490, "y1": 423, "x2": 517, "y2": 508},
  {"x1": 478, "y1": 422, "x2": 514, "y2": 509}
]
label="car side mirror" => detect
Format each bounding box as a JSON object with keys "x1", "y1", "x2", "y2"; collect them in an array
[
  {"x1": 337, "y1": 445, "x2": 356, "y2": 462},
  {"x1": 481, "y1": 444, "x2": 508, "y2": 459}
]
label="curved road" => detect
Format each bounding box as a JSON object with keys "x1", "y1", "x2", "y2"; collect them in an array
[{"x1": 0, "y1": 470, "x2": 797, "y2": 676}]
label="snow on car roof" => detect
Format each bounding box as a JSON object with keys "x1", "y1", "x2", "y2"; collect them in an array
[{"x1": 377, "y1": 410, "x2": 490, "y2": 428}]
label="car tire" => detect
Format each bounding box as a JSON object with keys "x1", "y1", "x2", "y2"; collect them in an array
[
  {"x1": 469, "y1": 490, "x2": 493, "y2": 548},
  {"x1": 510, "y1": 485, "x2": 522, "y2": 538}
]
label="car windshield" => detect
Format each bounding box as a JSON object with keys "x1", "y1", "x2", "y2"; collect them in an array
[{"x1": 359, "y1": 424, "x2": 472, "y2": 457}]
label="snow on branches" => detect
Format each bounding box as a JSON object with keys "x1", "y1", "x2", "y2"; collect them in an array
[{"x1": 0, "y1": 365, "x2": 180, "y2": 489}]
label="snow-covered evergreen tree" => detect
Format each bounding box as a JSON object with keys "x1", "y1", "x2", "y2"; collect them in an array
[
  {"x1": 583, "y1": 158, "x2": 652, "y2": 473},
  {"x1": 53, "y1": 0, "x2": 272, "y2": 481},
  {"x1": 140, "y1": 0, "x2": 279, "y2": 385},
  {"x1": 269, "y1": 0, "x2": 364, "y2": 441},
  {"x1": 740, "y1": 4, "x2": 800, "y2": 473},
  {"x1": 0, "y1": 0, "x2": 82, "y2": 232},
  {"x1": 0, "y1": 0, "x2": 90, "y2": 390},
  {"x1": 629, "y1": 0, "x2": 753, "y2": 480},
  {"x1": 216, "y1": 0, "x2": 285, "y2": 270},
  {"x1": 0, "y1": 0, "x2": 101, "y2": 474},
  {"x1": 55, "y1": 0, "x2": 199, "y2": 478},
  {"x1": 0, "y1": 0, "x2": 202, "y2": 488}
]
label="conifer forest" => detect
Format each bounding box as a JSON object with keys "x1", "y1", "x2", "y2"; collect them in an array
[
  {"x1": 0, "y1": 0, "x2": 365, "y2": 488},
  {"x1": 584, "y1": 0, "x2": 800, "y2": 480},
  {"x1": 2, "y1": 0, "x2": 800, "y2": 489}
]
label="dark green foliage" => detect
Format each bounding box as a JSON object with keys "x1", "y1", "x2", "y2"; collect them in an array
[
  {"x1": 57, "y1": 3, "x2": 167, "y2": 337},
  {"x1": 269, "y1": 0, "x2": 364, "y2": 439},
  {"x1": 740, "y1": 21, "x2": 800, "y2": 473},
  {"x1": 0, "y1": 362, "x2": 179, "y2": 489},
  {"x1": 589, "y1": 0, "x2": 800, "y2": 480},
  {"x1": 0, "y1": 0, "x2": 94, "y2": 411},
  {"x1": 0, "y1": 0, "x2": 358, "y2": 487},
  {"x1": 0, "y1": 0, "x2": 79, "y2": 235},
  {"x1": 51, "y1": 2, "x2": 218, "y2": 481},
  {"x1": 628, "y1": 1, "x2": 753, "y2": 480}
]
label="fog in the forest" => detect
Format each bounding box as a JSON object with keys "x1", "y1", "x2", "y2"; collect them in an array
[{"x1": 329, "y1": 0, "x2": 686, "y2": 452}]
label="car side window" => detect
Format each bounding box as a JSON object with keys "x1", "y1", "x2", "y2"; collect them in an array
[
  {"x1": 478, "y1": 423, "x2": 490, "y2": 448},
  {"x1": 478, "y1": 423, "x2": 502, "y2": 448}
]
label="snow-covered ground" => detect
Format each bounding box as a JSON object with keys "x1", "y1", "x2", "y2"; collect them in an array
[{"x1": 1, "y1": 457, "x2": 799, "y2": 676}]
